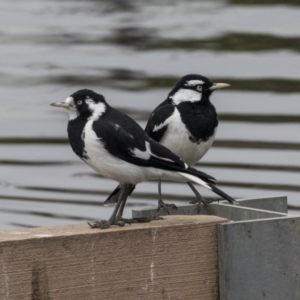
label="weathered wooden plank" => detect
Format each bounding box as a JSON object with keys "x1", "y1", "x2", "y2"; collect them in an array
[{"x1": 0, "y1": 215, "x2": 227, "y2": 300}]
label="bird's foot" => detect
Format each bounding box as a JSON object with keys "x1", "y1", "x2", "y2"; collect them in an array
[
  {"x1": 157, "y1": 201, "x2": 177, "y2": 215},
  {"x1": 189, "y1": 197, "x2": 216, "y2": 214},
  {"x1": 118, "y1": 216, "x2": 164, "y2": 225},
  {"x1": 88, "y1": 219, "x2": 125, "y2": 229}
]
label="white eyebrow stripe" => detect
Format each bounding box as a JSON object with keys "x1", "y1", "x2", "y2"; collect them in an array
[
  {"x1": 170, "y1": 89, "x2": 201, "y2": 105},
  {"x1": 185, "y1": 80, "x2": 204, "y2": 86}
]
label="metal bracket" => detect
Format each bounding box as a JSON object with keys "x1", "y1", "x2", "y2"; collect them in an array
[{"x1": 132, "y1": 195, "x2": 300, "y2": 300}]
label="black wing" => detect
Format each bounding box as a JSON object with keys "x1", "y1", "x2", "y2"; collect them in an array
[
  {"x1": 145, "y1": 103, "x2": 175, "y2": 143},
  {"x1": 93, "y1": 107, "x2": 185, "y2": 169},
  {"x1": 92, "y1": 107, "x2": 215, "y2": 183}
]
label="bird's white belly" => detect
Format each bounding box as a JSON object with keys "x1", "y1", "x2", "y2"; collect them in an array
[
  {"x1": 82, "y1": 121, "x2": 189, "y2": 184},
  {"x1": 160, "y1": 120, "x2": 217, "y2": 166}
]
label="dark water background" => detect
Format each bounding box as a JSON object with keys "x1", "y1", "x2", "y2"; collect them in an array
[{"x1": 1, "y1": 0, "x2": 300, "y2": 230}]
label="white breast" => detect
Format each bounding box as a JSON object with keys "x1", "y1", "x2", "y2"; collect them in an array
[{"x1": 159, "y1": 108, "x2": 217, "y2": 166}]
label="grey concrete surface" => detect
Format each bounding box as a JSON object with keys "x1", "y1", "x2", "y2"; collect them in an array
[{"x1": 218, "y1": 216, "x2": 300, "y2": 300}]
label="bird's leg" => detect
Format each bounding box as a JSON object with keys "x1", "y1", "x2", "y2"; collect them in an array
[
  {"x1": 116, "y1": 191, "x2": 129, "y2": 219},
  {"x1": 116, "y1": 184, "x2": 163, "y2": 224},
  {"x1": 89, "y1": 184, "x2": 131, "y2": 229},
  {"x1": 188, "y1": 182, "x2": 214, "y2": 213},
  {"x1": 157, "y1": 179, "x2": 177, "y2": 215},
  {"x1": 116, "y1": 184, "x2": 132, "y2": 221}
]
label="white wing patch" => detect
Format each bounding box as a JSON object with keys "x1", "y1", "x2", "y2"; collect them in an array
[
  {"x1": 150, "y1": 152, "x2": 175, "y2": 163},
  {"x1": 132, "y1": 141, "x2": 176, "y2": 164},
  {"x1": 132, "y1": 141, "x2": 151, "y2": 160},
  {"x1": 153, "y1": 119, "x2": 170, "y2": 133},
  {"x1": 152, "y1": 107, "x2": 176, "y2": 133}
]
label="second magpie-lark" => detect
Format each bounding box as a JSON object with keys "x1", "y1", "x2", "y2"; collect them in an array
[
  {"x1": 51, "y1": 89, "x2": 235, "y2": 229},
  {"x1": 105, "y1": 74, "x2": 230, "y2": 212}
]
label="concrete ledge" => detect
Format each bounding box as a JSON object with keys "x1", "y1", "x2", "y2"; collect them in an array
[
  {"x1": 0, "y1": 215, "x2": 228, "y2": 300},
  {"x1": 218, "y1": 216, "x2": 300, "y2": 300}
]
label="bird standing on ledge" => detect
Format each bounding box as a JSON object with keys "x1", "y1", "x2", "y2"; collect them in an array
[
  {"x1": 105, "y1": 74, "x2": 230, "y2": 213},
  {"x1": 51, "y1": 89, "x2": 235, "y2": 229}
]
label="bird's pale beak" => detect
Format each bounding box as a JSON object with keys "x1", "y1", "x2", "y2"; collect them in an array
[
  {"x1": 210, "y1": 83, "x2": 230, "y2": 90},
  {"x1": 50, "y1": 102, "x2": 69, "y2": 108}
]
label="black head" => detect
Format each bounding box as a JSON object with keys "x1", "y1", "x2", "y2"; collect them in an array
[
  {"x1": 51, "y1": 89, "x2": 107, "y2": 120},
  {"x1": 70, "y1": 89, "x2": 107, "y2": 116},
  {"x1": 168, "y1": 74, "x2": 229, "y2": 105},
  {"x1": 170, "y1": 74, "x2": 213, "y2": 95}
]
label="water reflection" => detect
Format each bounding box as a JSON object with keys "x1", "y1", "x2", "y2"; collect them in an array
[
  {"x1": 228, "y1": 0, "x2": 300, "y2": 5},
  {"x1": 107, "y1": 31, "x2": 300, "y2": 53},
  {"x1": 3, "y1": 30, "x2": 300, "y2": 54},
  {"x1": 3, "y1": 72, "x2": 300, "y2": 94}
]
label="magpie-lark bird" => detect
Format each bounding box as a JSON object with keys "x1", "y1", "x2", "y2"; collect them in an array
[
  {"x1": 105, "y1": 74, "x2": 230, "y2": 212},
  {"x1": 51, "y1": 89, "x2": 235, "y2": 229}
]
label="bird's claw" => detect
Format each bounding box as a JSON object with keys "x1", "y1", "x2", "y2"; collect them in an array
[
  {"x1": 88, "y1": 215, "x2": 163, "y2": 229},
  {"x1": 88, "y1": 219, "x2": 125, "y2": 229},
  {"x1": 189, "y1": 197, "x2": 216, "y2": 214},
  {"x1": 157, "y1": 201, "x2": 177, "y2": 215},
  {"x1": 193, "y1": 201, "x2": 202, "y2": 214},
  {"x1": 136, "y1": 216, "x2": 164, "y2": 222}
]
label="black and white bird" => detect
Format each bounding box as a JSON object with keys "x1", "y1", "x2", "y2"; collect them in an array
[
  {"x1": 51, "y1": 89, "x2": 235, "y2": 229},
  {"x1": 105, "y1": 74, "x2": 230, "y2": 212}
]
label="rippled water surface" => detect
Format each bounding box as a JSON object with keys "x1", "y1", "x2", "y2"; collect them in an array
[{"x1": 1, "y1": 0, "x2": 300, "y2": 230}]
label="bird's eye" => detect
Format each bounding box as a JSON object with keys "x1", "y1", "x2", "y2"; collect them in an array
[
  {"x1": 77, "y1": 100, "x2": 83, "y2": 105},
  {"x1": 196, "y1": 85, "x2": 202, "y2": 92}
]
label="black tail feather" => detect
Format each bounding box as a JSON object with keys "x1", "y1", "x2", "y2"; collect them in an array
[
  {"x1": 148, "y1": 155, "x2": 216, "y2": 184},
  {"x1": 208, "y1": 183, "x2": 236, "y2": 204},
  {"x1": 104, "y1": 185, "x2": 135, "y2": 205}
]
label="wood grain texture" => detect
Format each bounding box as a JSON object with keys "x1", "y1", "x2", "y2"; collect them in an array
[{"x1": 0, "y1": 215, "x2": 227, "y2": 300}]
